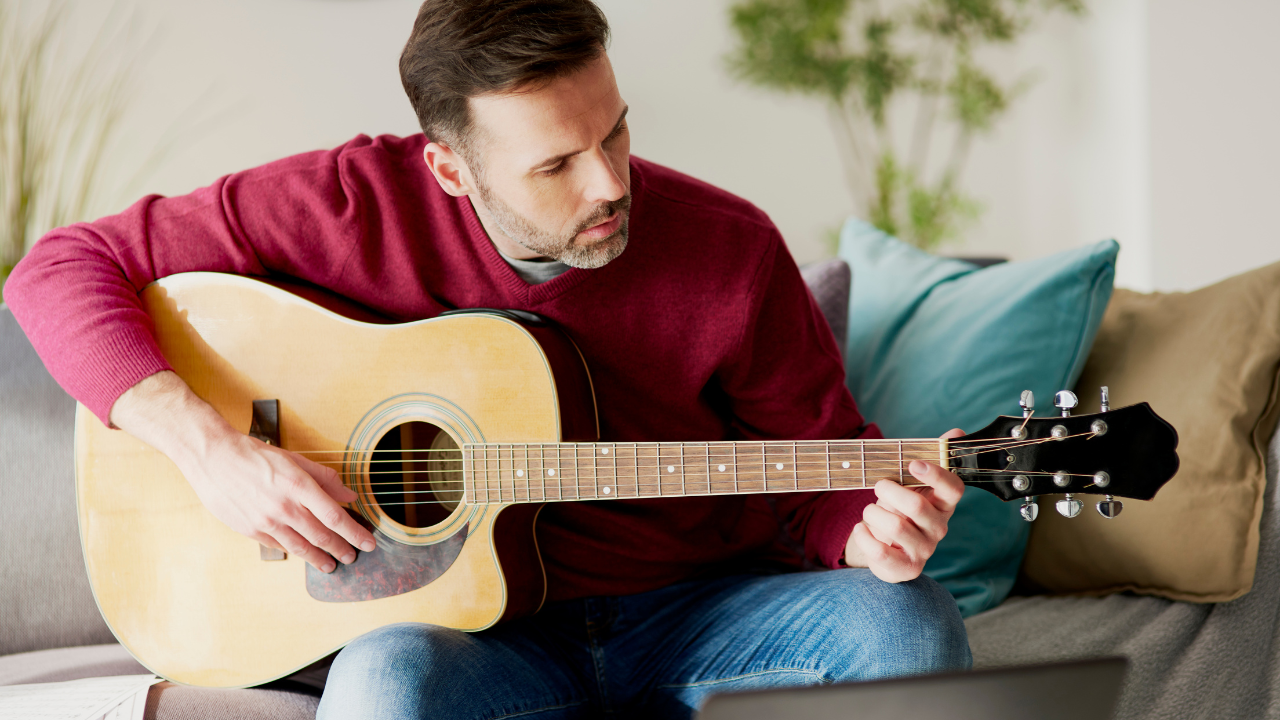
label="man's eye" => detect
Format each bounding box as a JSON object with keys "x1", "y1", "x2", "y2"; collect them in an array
[{"x1": 541, "y1": 162, "x2": 567, "y2": 177}]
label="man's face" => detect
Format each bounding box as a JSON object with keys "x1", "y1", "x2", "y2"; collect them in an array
[{"x1": 463, "y1": 53, "x2": 631, "y2": 267}]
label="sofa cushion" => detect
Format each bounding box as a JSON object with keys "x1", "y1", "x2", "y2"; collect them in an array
[
  {"x1": 837, "y1": 219, "x2": 1118, "y2": 617},
  {"x1": 144, "y1": 683, "x2": 319, "y2": 720},
  {"x1": 0, "y1": 644, "x2": 147, "y2": 685},
  {"x1": 799, "y1": 258, "x2": 851, "y2": 352},
  {"x1": 0, "y1": 305, "x2": 114, "y2": 655},
  {"x1": 1021, "y1": 261, "x2": 1280, "y2": 601}
]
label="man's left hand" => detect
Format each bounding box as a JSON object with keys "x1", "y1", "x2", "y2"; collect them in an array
[{"x1": 843, "y1": 428, "x2": 967, "y2": 583}]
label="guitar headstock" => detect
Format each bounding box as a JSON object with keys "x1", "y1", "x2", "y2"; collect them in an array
[{"x1": 949, "y1": 388, "x2": 1179, "y2": 521}]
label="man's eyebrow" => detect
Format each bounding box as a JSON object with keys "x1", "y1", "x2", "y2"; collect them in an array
[{"x1": 531, "y1": 106, "x2": 629, "y2": 171}]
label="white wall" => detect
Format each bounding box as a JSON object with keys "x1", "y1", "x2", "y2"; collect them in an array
[
  {"x1": 1149, "y1": 0, "x2": 1280, "y2": 291},
  {"x1": 59, "y1": 0, "x2": 1280, "y2": 291}
]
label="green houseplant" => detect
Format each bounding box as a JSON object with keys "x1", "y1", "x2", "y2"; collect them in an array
[
  {"x1": 726, "y1": 0, "x2": 1084, "y2": 251},
  {"x1": 0, "y1": 2, "x2": 159, "y2": 302}
]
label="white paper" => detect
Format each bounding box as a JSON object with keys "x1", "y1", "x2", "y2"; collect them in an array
[{"x1": 0, "y1": 674, "x2": 160, "y2": 720}]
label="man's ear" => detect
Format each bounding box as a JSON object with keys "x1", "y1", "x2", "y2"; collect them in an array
[{"x1": 423, "y1": 141, "x2": 476, "y2": 197}]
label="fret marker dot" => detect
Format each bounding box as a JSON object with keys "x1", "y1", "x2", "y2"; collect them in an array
[
  {"x1": 517, "y1": 470, "x2": 525, "y2": 478},
  {"x1": 547, "y1": 469, "x2": 556, "y2": 477},
  {"x1": 842, "y1": 462, "x2": 850, "y2": 469},
  {"x1": 718, "y1": 464, "x2": 726, "y2": 472},
  {"x1": 667, "y1": 465, "x2": 675, "y2": 473},
  {"x1": 601, "y1": 447, "x2": 609, "y2": 454},
  {"x1": 603, "y1": 486, "x2": 612, "y2": 495},
  {"x1": 776, "y1": 463, "x2": 784, "y2": 471}
]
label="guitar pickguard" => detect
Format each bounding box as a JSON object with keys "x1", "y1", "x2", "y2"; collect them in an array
[{"x1": 305, "y1": 523, "x2": 467, "y2": 602}]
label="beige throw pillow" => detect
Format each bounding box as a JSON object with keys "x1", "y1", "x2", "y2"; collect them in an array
[{"x1": 1020, "y1": 261, "x2": 1280, "y2": 601}]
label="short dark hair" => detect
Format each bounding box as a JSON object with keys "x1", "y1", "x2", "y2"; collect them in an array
[{"x1": 399, "y1": 0, "x2": 611, "y2": 151}]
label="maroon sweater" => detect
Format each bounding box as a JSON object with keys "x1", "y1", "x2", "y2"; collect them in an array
[{"x1": 7, "y1": 134, "x2": 878, "y2": 601}]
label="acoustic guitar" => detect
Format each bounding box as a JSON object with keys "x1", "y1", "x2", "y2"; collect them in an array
[{"x1": 75, "y1": 273, "x2": 1180, "y2": 687}]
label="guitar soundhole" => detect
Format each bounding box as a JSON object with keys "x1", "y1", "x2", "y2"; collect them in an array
[{"x1": 370, "y1": 422, "x2": 464, "y2": 529}]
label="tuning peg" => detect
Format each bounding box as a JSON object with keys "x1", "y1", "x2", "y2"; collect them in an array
[
  {"x1": 1100, "y1": 386, "x2": 1110, "y2": 413},
  {"x1": 1056, "y1": 494, "x2": 1083, "y2": 518},
  {"x1": 1054, "y1": 390, "x2": 1078, "y2": 417},
  {"x1": 1020, "y1": 497, "x2": 1039, "y2": 522},
  {"x1": 1096, "y1": 496, "x2": 1123, "y2": 519},
  {"x1": 1020, "y1": 390, "x2": 1035, "y2": 418}
]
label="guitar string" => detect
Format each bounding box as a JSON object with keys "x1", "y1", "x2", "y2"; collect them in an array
[
  {"x1": 310, "y1": 435, "x2": 1090, "y2": 496},
  {"x1": 300, "y1": 440, "x2": 1034, "y2": 465},
  {"x1": 269, "y1": 430, "x2": 1089, "y2": 463},
  {"x1": 351, "y1": 469, "x2": 1104, "y2": 497},
  {"x1": 278, "y1": 434, "x2": 1036, "y2": 456},
  {"x1": 311, "y1": 432, "x2": 1089, "y2": 479},
  {"x1": 365, "y1": 471, "x2": 1110, "y2": 506}
]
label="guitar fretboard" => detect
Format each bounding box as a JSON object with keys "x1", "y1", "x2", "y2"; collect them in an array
[{"x1": 459, "y1": 440, "x2": 945, "y2": 505}]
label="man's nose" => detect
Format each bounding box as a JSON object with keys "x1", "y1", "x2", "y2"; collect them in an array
[{"x1": 580, "y1": 148, "x2": 627, "y2": 205}]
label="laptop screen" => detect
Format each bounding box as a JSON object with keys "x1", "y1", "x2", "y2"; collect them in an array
[{"x1": 698, "y1": 657, "x2": 1127, "y2": 720}]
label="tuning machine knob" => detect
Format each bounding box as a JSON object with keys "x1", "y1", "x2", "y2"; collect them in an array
[
  {"x1": 1054, "y1": 390, "x2": 1078, "y2": 417},
  {"x1": 1011, "y1": 391, "x2": 1035, "y2": 438},
  {"x1": 1096, "y1": 496, "x2": 1123, "y2": 519},
  {"x1": 1056, "y1": 494, "x2": 1083, "y2": 518},
  {"x1": 1020, "y1": 390, "x2": 1035, "y2": 417},
  {"x1": 1020, "y1": 497, "x2": 1039, "y2": 522}
]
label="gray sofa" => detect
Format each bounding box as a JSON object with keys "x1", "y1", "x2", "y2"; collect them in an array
[{"x1": 5, "y1": 271, "x2": 1280, "y2": 718}]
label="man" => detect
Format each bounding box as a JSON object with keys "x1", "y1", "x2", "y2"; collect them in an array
[{"x1": 6, "y1": 1, "x2": 971, "y2": 717}]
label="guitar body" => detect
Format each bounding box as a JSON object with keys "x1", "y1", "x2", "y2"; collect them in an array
[{"x1": 75, "y1": 273, "x2": 598, "y2": 687}]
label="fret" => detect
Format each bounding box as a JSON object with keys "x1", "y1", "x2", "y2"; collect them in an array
[
  {"x1": 481, "y1": 444, "x2": 487, "y2": 503},
  {"x1": 512, "y1": 444, "x2": 523, "y2": 503},
  {"x1": 497, "y1": 444, "x2": 505, "y2": 503},
  {"x1": 706, "y1": 443, "x2": 716, "y2": 491},
  {"x1": 469, "y1": 447, "x2": 478, "y2": 504},
  {"x1": 592, "y1": 443, "x2": 600, "y2": 499},
  {"x1": 732, "y1": 443, "x2": 738, "y2": 494},
  {"x1": 633, "y1": 443, "x2": 640, "y2": 498},
  {"x1": 483, "y1": 444, "x2": 493, "y2": 503},
  {"x1": 486, "y1": 444, "x2": 494, "y2": 503},
  {"x1": 679, "y1": 444, "x2": 686, "y2": 497},
  {"x1": 898, "y1": 440, "x2": 904, "y2": 485},
  {"x1": 472, "y1": 446, "x2": 480, "y2": 503},
  {"x1": 491, "y1": 444, "x2": 499, "y2": 504},
  {"x1": 656, "y1": 443, "x2": 664, "y2": 497},
  {"x1": 825, "y1": 441, "x2": 832, "y2": 490},
  {"x1": 761, "y1": 441, "x2": 769, "y2": 491},
  {"x1": 512, "y1": 444, "x2": 524, "y2": 502},
  {"x1": 488, "y1": 444, "x2": 497, "y2": 503},
  {"x1": 557, "y1": 443, "x2": 567, "y2": 500},
  {"x1": 612, "y1": 444, "x2": 619, "y2": 498},
  {"x1": 861, "y1": 442, "x2": 867, "y2": 489},
  {"x1": 497, "y1": 444, "x2": 506, "y2": 503},
  {"x1": 792, "y1": 442, "x2": 798, "y2": 491}
]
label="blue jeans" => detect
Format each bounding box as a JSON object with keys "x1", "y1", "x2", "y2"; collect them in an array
[{"x1": 316, "y1": 568, "x2": 971, "y2": 719}]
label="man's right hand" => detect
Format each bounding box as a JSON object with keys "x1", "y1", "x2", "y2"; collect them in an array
[{"x1": 110, "y1": 371, "x2": 376, "y2": 573}]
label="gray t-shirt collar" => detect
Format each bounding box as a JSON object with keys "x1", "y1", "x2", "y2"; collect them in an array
[{"x1": 496, "y1": 248, "x2": 572, "y2": 285}]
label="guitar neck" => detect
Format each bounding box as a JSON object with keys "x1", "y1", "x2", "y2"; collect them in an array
[{"x1": 460, "y1": 439, "x2": 947, "y2": 505}]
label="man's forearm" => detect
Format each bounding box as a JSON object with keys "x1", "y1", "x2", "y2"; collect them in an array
[{"x1": 108, "y1": 370, "x2": 239, "y2": 465}]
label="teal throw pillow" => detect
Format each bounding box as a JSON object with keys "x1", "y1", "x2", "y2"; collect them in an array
[{"x1": 838, "y1": 219, "x2": 1118, "y2": 617}]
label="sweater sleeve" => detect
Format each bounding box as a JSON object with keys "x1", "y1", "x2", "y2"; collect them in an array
[
  {"x1": 5, "y1": 142, "x2": 370, "y2": 425},
  {"x1": 714, "y1": 229, "x2": 879, "y2": 569}
]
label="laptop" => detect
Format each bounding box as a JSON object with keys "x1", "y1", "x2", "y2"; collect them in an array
[{"x1": 697, "y1": 657, "x2": 1127, "y2": 720}]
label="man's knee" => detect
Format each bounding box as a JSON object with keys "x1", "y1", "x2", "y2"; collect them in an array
[
  {"x1": 319, "y1": 623, "x2": 467, "y2": 720},
  {"x1": 800, "y1": 569, "x2": 972, "y2": 680}
]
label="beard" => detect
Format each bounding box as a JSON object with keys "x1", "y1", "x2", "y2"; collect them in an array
[{"x1": 474, "y1": 177, "x2": 631, "y2": 269}]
